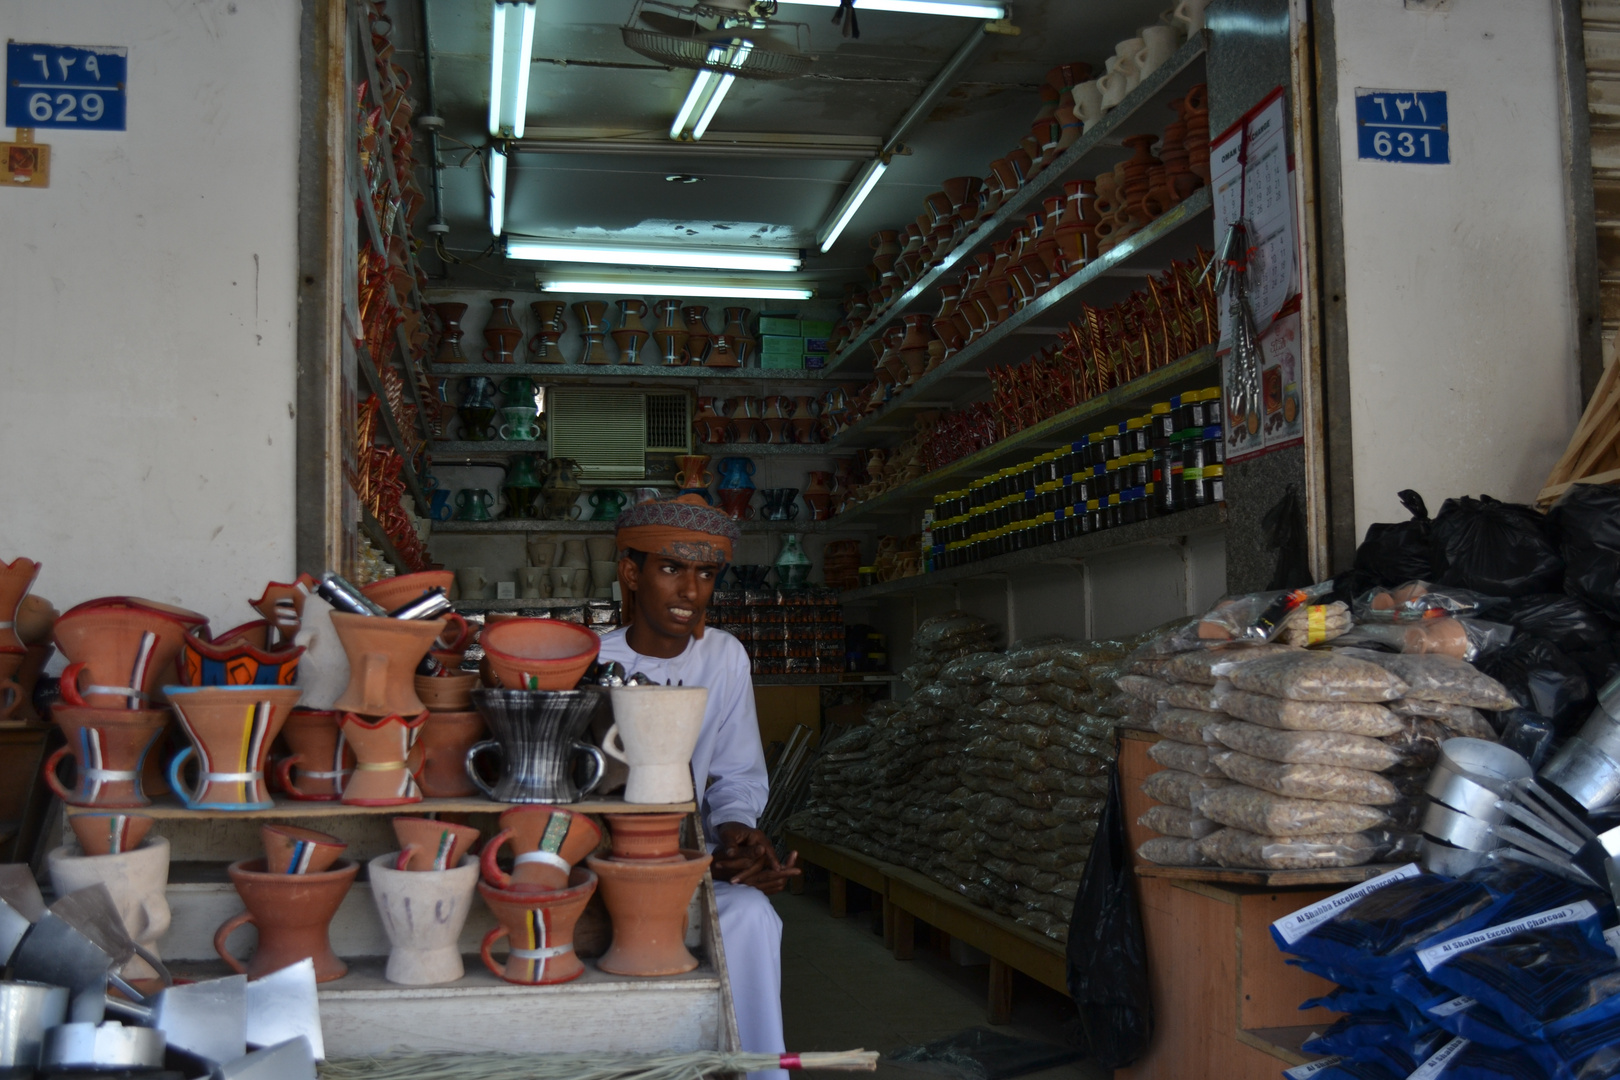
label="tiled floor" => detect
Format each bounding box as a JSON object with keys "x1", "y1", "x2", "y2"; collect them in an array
[{"x1": 775, "y1": 881, "x2": 1108, "y2": 1080}]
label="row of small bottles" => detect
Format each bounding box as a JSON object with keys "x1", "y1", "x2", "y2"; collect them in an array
[{"x1": 921, "y1": 387, "x2": 1227, "y2": 570}]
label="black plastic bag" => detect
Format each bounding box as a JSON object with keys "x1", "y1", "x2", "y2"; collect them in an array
[
  {"x1": 1264, "y1": 485, "x2": 1312, "y2": 590},
  {"x1": 1496, "y1": 593, "x2": 1620, "y2": 689},
  {"x1": 1066, "y1": 756, "x2": 1151, "y2": 1069},
  {"x1": 1429, "y1": 495, "x2": 1564, "y2": 598},
  {"x1": 1476, "y1": 633, "x2": 1594, "y2": 736},
  {"x1": 1353, "y1": 489, "x2": 1435, "y2": 586},
  {"x1": 1548, "y1": 483, "x2": 1620, "y2": 622}
]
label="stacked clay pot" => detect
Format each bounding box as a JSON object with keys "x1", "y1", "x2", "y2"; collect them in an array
[
  {"x1": 477, "y1": 807, "x2": 602, "y2": 985},
  {"x1": 216, "y1": 823, "x2": 358, "y2": 983},
  {"x1": 587, "y1": 814, "x2": 713, "y2": 977},
  {"x1": 50, "y1": 814, "x2": 169, "y2": 983},
  {"x1": 327, "y1": 602, "x2": 447, "y2": 806},
  {"x1": 369, "y1": 817, "x2": 482, "y2": 985}
]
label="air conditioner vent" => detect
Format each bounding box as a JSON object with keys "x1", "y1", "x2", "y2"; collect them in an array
[
  {"x1": 549, "y1": 390, "x2": 646, "y2": 481},
  {"x1": 647, "y1": 393, "x2": 692, "y2": 452}
]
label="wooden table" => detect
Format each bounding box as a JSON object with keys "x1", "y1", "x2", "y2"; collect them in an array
[{"x1": 786, "y1": 832, "x2": 1069, "y2": 1024}]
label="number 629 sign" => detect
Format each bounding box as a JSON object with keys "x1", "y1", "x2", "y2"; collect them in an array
[
  {"x1": 6, "y1": 42, "x2": 128, "y2": 131},
  {"x1": 1355, "y1": 89, "x2": 1448, "y2": 165}
]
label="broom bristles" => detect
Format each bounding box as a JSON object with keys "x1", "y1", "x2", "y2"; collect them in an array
[{"x1": 318, "y1": 1048, "x2": 879, "y2": 1080}]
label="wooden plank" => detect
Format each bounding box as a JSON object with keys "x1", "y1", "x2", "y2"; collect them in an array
[
  {"x1": 1116, "y1": 878, "x2": 1303, "y2": 1080},
  {"x1": 988, "y1": 959, "x2": 1014, "y2": 1026},
  {"x1": 1540, "y1": 466, "x2": 1620, "y2": 505},
  {"x1": 787, "y1": 833, "x2": 890, "y2": 894},
  {"x1": 753, "y1": 684, "x2": 821, "y2": 752},
  {"x1": 1135, "y1": 864, "x2": 1405, "y2": 888},
  {"x1": 1236, "y1": 892, "x2": 1341, "y2": 1030},
  {"x1": 828, "y1": 874, "x2": 848, "y2": 918},
  {"x1": 884, "y1": 870, "x2": 1068, "y2": 994},
  {"x1": 1234, "y1": 1027, "x2": 1317, "y2": 1067},
  {"x1": 892, "y1": 907, "x2": 916, "y2": 960},
  {"x1": 63, "y1": 795, "x2": 695, "y2": 820},
  {"x1": 1119, "y1": 734, "x2": 1164, "y2": 862}
]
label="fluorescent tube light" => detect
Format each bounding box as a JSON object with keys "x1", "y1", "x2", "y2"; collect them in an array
[
  {"x1": 489, "y1": 146, "x2": 507, "y2": 236},
  {"x1": 778, "y1": 0, "x2": 1006, "y2": 16},
  {"x1": 670, "y1": 43, "x2": 727, "y2": 139},
  {"x1": 505, "y1": 239, "x2": 801, "y2": 272},
  {"x1": 489, "y1": 1, "x2": 537, "y2": 137},
  {"x1": 691, "y1": 71, "x2": 737, "y2": 141},
  {"x1": 818, "y1": 158, "x2": 888, "y2": 253},
  {"x1": 540, "y1": 279, "x2": 815, "y2": 300}
]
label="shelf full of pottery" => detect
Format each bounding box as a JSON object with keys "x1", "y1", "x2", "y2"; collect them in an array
[
  {"x1": 425, "y1": 295, "x2": 835, "y2": 377},
  {"x1": 822, "y1": 17, "x2": 1211, "y2": 376}
]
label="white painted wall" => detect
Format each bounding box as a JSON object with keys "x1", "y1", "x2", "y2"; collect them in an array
[
  {"x1": 1332, "y1": 0, "x2": 1582, "y2": 535},
  {"x1": 0, "y1": 0, "x2": 300, "y2": 629}
]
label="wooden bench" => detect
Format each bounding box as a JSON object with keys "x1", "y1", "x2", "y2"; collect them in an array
[{"x1": 786, "y1": 832, "x2": 1069, "y2": 1024}]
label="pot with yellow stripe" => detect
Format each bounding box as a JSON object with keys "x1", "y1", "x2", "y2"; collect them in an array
[
  {"x1": 165, "y1": 685, "x2": 303, "y2": 810},
  {"x1": 478, "y1": 867, "x2": 597, "y2": 985}
]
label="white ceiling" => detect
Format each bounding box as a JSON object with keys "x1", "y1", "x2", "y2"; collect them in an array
[{"x1": 406, "y1": 0, "x2": 1176, "y2": 289}]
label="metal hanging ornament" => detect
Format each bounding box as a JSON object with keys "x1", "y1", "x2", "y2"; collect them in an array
[{"x1": 1212, "y1": 218, "x2": 1265, "y2": 439}]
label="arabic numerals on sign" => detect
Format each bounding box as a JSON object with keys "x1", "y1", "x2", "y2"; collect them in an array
[
  {"x1": 1355, "y1": 89, "x2": 1448, "y2": 164},
  {"x1": 5, "y1": 43, "x2": 128, "y2": 131}
]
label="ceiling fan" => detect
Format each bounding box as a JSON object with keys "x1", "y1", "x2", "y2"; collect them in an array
[{"x1": 621, "y1": 0, "x2": 815, "y2": 81}]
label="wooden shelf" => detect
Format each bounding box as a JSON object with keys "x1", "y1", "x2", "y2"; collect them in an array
[
  {"x1": 434, "y1": 519, "x2": 840, "y2": 534},
  {"x1": 831, "y1": 345, "x2": 1218, "y2": 527},
  {"x1": 696, "y1": 442, "x2": 838, "y2": 456},
  {"x1": 67, "y1": 795, "x2": 697, "y2": 819},
  {"x1": 822, "y1": 36, "x2": 1208, "y2": 378},
  {"x1": 829, "y1": 188, "x2": 1214, "y2": 450},
  {"x1": 1135, "y1": 863, "x2": 1406, "y2": 888},
  {"x1": 427, "y1": 363, "x2": 829, "y2": 384},
  {"x1": 840, "y1": 502, "x2": 1228, "y2": 603},
  {"x1": 432, "y1": 440, "x2": 548, "y2": 455}
]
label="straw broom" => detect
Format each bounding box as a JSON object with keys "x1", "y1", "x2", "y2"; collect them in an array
[{"x1": 319, "y1": 1049, "x2": 879, "y2": 1080}]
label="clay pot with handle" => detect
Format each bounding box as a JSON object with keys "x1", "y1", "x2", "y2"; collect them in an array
[
  {"x1": 328, "y1": 613, "x2": 445, "y2": 718},
  {"x1": 480, "y1": 805, "x2": 603, "y2": 891},
  {"x1": 276, "y1": 707, "x2": 352, "y2": 801},
  {"x1": 215, "y1": 857, "x2": 358, "y2": 982},
  {"x1": 479, "y1": 868, "x2": 598, "y2": 985},
  {"x1": 165, "y1": 685, "x2": 303, "y2": 811},
  {"x1": 44, "y1": 706, "x2": 169, "y2": 809},
  {"x1": 586, "y1": 849, "x2": 713, "y2": 976},
  {"x1": 338, "y1": 710, "x2": 427, "y2": 806}
]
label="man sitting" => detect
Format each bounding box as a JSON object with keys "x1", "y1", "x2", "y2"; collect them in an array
[{"x1": 596, "y1": 495, "x2": 801, "y2": 1079}]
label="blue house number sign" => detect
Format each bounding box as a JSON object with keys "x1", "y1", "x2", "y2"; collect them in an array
[
  {"x1": 6, "y1": 42, "x2": 128, "y2": 131},
  {"x1": 1355, "y1": 89, "x2": 1448, "y2": 164}
]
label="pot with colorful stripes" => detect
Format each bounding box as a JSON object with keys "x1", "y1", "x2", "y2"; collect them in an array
[
  {"x1": 478, "y1": 867, "x2": 597, "y2": 985},
  {"x1": 164, "y1": 685, "x2": 303, "y2": 811},
  {"x1": 43, "y1": 706, "x2": 170, "y2": 808},
  {"x1": 338, "y1": 709, "x2": 428, "y2": 806}
]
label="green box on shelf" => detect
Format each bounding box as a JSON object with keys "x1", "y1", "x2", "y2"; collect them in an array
[
  {"x1": 760, "y1": 334, "x2": 803, "y2": 358},
  {"x1": 799, "y1": 319, "x2": 835, "y2": 339},
  {"x1": 758, "y1": 314, "x2": 801, "y2": 336},
  {"x1": 761, "y1": 353, "x2": 806, "y2": 370}
]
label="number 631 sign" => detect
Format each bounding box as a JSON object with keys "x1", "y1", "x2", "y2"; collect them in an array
[
  {"x1": 6, "y1": 42, "x2": 128, "y2": 131},
  {"x1": 1355, "y1": 89, "x2": 1448, "y2": 164}
]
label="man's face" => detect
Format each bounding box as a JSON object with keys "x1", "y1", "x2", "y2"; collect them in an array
[{"x1": 623, "y1": 553, "x2": 722, "y2": 643}]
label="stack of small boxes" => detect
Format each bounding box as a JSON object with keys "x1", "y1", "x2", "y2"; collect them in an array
[
  {"x1": 708, "y1": 584, "x2": 846, "y2": 675},
  {"x1": 758, "y1": 312, "x2": 836, "y2": 372}
]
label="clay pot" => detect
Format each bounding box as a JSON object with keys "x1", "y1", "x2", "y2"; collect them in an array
[
  {"x1": 339, "y1": 710, "x2": 427, "y2": 806},
  {"x1": 467, "y1": 688, "x2": 607, "y2": 804},
  {"x1": 276, "y1": 708, "x2": 352, "y2": 802},
  {"x1": 416, "y1": 710, "x2": 487, "y2": 797},
  {"x1": 414, "y1": 671, "x2": 478, "y2": 712},
  {"x1": 250, "y1": 579, "x2": 312, "y2": 648},
  {"x1": 481, "y1": 805, "x2": 604, "y2": 891},
  {"x1": 528, "y1": 301, "x2": 567, "y2": 361},
  {"x1": 177, "y1": 629, "x2": 304, "y2": 688},
  {"x1": 261, "y1": 824, "x2": 346, "y2": 874},
  {"x1": 587, "y1": 849, "x2": 713, "y2": 976},
  {"x1": 328, "y1": 613, "x2": 445, "y2": 718},
  {"x1": 165, "y1": 685, "x2": 302, "y2": 810},
  {"x1": 600, "y1": 686, "x2": 706, "y2": 804},
  {"x1": 481, "y1": 298, "x2": 522, "y2": 364},
  {"x1": 215, "y1": 857, "x2": 359, "y2": 982},
  {"x1": 48, "y1": 836, "x2": 172, "y2": 982},
  {"x1": 15, "y1": 592, "x2": 56, "y2": 647},
  {"x1": 611, "y1": 328, "x2": 648, "y2": 365},
  {"x1": 681, "y1": 307, "x2": 712, "y2": 363},
  {"x1": 480, "y1": 618, "x2": 600, "y2": 691},
  {"x1": 479, "y1": 868, "x2": 598, "y2": 985},
  {"x1": 370, "y1": 853, "x2": 480, "y2": 985},
  {"x1": 432, "y1": 302, "x2": 469, "y2": 363},
  {"x1": 68, "y1": 812, "x2": 154, "y2": 856},
  {"x1": 392, "y1": 817, "x2": 480, "y2": 871},
  {"x1": 55, "y1": 600, "x2": 199, "y2": 711},
  {"x1": 0, "y1": 558, "x2": 40, "y2": 652},
  {"x1": 604, "y1": 812, "x2": 684, "y2": 861},
  {"x1": 360, "y1": 571, "x2": 455, "y2": 614}
]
